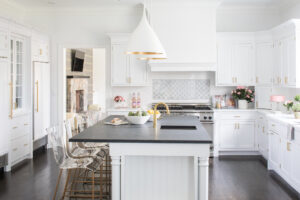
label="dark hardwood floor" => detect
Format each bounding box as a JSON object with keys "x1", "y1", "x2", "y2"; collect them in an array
[{"x1": 0, "y1": 150, "x2": 298, "y2": 200}]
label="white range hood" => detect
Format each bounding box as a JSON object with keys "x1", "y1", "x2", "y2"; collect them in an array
[{"x1": 149, "y1": 0, "x2": 220, "y2": 71}]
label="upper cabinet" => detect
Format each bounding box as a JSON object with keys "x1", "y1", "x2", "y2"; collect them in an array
[
  {"x1": 0, "y1": 19, "x2": 9, "y2": 60},
  {"x1": 109, "y1": 34, "x2": 148, "y2": 86},
  {"x1": 31, "y1": 31, "x2": 50, "y2": 62},
  {"x1": 149, "y1": 1, "x2": 219, "y2": 71},
  {"x1": 216, "y1": 33, "x2": 255, "y2": 86},
  {"x1": 255, "y1": 32, "x2": 274, "y2": 86}
]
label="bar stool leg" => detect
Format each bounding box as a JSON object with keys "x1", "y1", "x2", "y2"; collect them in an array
[{"x1": 53, "y1": 169, "x2": 62, "y2": 200}]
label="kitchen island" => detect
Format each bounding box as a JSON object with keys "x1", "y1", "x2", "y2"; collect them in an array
[{"x1": 70, "y1": 115, "x2": 212, "y2": 200}]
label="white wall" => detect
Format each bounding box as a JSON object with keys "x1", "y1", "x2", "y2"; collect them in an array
[{"x1": 93, "y1": 48, "x2": 106, "y2": 112}]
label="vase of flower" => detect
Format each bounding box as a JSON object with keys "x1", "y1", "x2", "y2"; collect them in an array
[
  {"x1": 231, "y1": 86, "x2": 255, "y2": 110},
  {"x1": 238, "y1": 100, "x2": 248, "y2": 109},
  {"x1": 292, "y1": 102, "x2": 300, "y2": 119}
]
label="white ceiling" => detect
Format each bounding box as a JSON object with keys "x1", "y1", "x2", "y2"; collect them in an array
[{"x1": 3, "y1": 0, "x2": 299, "y2": 9}]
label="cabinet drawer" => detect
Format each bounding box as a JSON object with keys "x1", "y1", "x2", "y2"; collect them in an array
[
  {"x1": 11, "y1": 135, "x2": 30, "y2": 163},
  {"x1": 216, "y1": 112, "x2": 256, "y2": 120},
  {"x1": 268, "y1": 120, "x2": 288, "y2": 138},
  {"x1": 10, "y1": 115, "x2": 30, "y2": 139}
]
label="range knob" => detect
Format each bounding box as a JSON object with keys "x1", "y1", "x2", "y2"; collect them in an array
[
  {"x1": 204, "y1": 116, "x2": 207, "y2": 120},
  {"x1": 209, "y1": 116, "x2": 212, "y2": 120}
]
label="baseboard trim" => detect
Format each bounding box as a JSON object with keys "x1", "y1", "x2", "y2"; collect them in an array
[
  {"x1": 269, "y1": 170, "x2": 300, "y2": 200},
  {"x1": 0, "y1": 153, "x2": 8, "y2": 169},
  {"x1": 33, "y1": 135, "x2": 48, "y2": 151}
]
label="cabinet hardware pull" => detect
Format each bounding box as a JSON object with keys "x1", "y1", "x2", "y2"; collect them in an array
[
  {"x1": 287, "y1": 142, "x2": 291, "y2": 151},
  {"x1": 35, "y1": 80, "x2": 39, "y2": 112},
  {"x1": 0, "y1": 56, "x2": 8, "y2": 59},
  {"x1": 9, "y1": 82, "x2": 13, "y2": 119},
  {"x1": 232, "y1": 77, "x2": 234, "y2": 83},
  {"x1": 234, "y1": 116, "x2": 240, "y2": 118},
  {"x1": 12, "y1": 126, "x2": 18, "y2": 129},
  {"x1": 256, "y1": 77, "x2": 258, "y2": 83},
  {"x1": 13, "y1": 148, "x2": 17, "y2": 152},
  {"x1": 24, "y1": 144, "x2": 28, "y2": 147},
  {"x1": 24, "y1": 123, "x2": 28, "y2": 126},
  {"x1": 285, "y1": 77, "x2": 288, "y2": 84},
  {"x1": 40, "y1": 49, "x2": 43, "y2": 55},
  {"x1": 272, "y1": 124, "x2": 275, "y2": 127},
  {"x1": 263, "y1": 127, "x2": 264, "y2": 133},
  {"x1": 235, "y1": 77, "x2": 237, "y2": 83},
  {"x1": 256, "y1": 102, "x2": 258, "y2": 108},
  {"x1": 238, "y1": 123, "x2": 240, "y2": 129}
]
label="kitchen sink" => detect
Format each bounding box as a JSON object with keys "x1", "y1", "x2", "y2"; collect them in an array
[{"x1": 160, "y1": 125, "x2": 197, "y2": 130}]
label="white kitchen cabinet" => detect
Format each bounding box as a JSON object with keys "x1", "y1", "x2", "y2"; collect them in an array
[
  {"x1": 290, "y1": 142, "x2": 300, "y2": 192},
  {"x1": 109, "y1": 34, "x2": 148, "y2": 86},
  {"x1": 272, "y1": 20, "x2": 300, "y2": 88},
  {"x1": 218, "y1": 120, "x2": 256, "y2": 151},
  {"x1": 255, "y1": 41, "x2": 273, "y2": 86},
  {"x1": 237, "y1": 121, "x2": 255, "y2": 149},
  {"x1": 0, "y1": 20, "x2": 9, "y2": 59},
  {"x1": 280, "y1": 138, "x2": 292, "y2": 180},
  {"x1": 33, "y1": 62, "x2": 50, "y2": 141},
  {"x1": 216, "y1": 33, "x2": 255, "y2": 86},
  {"x1": 216, "y1": 111, "x2": 256, "y2": 153},
  {"x1": 269, "y1": 131, "x2": 281, "y2": 170},
  {"x1": 256, "y1": 115, "x2": 268, "y2": 159},
  {"x1": 31, "y1": 31, "x2": 50, "y2": 62},
  {"x1": 0, "y1": 60, "x2": 9, "y2": 157},
  {"x1": 255, "y1": 87, "x2": 272, "y2": 109},
  {"x1": 219, "y1": 121, "x2": 236, "y2": 149}
]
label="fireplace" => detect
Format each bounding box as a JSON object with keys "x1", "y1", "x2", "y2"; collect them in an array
[
  {"x1": 76, "y1": 90, "x2": 84, "y2": 113},
  {"x1": 66, "y1": 76, "x2": 89, "y2": 113}
]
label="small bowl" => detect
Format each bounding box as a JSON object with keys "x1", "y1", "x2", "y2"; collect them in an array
[
  {"x1": 149, "y1": 113, "x2": 161, "y2": 122},
  {"x1": 125, "y1": 115, "x2": 150, "y2": 124}
]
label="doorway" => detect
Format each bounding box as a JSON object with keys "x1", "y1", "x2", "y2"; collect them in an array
[{"x1": 63, "y1": 48, "x2": 106, "y2": 131}]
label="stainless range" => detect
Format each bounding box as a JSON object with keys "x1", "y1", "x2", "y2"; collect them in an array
[{"x1": 152, "y1": 103, "x2": 214, "y2": 156}]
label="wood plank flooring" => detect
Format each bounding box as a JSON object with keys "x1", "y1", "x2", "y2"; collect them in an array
[{"x1": 0, "y1": 149, "x2": 298, "y2": 200}]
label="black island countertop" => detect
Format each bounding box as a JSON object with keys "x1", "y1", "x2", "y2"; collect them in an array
[{"x1": 69, "y1": 115, "x2": 212, "y2": 144}]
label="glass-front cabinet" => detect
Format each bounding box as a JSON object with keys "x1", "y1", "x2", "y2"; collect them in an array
[{"x1": 10, "y1": 35, "x2": 26, "y2": 117}]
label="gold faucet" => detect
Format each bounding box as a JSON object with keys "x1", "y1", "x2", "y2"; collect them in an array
[{"x1": 153, "y1": 102, "x2": 170, "y2": 128}]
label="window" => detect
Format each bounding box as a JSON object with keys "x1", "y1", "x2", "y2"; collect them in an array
[{"x1": 10, "y1": 36, "x2": 25, "y2": 112}]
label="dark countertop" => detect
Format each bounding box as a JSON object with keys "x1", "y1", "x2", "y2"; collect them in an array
[{"x1": 70, "y1": 115, "x2": 212, "y2": 144}]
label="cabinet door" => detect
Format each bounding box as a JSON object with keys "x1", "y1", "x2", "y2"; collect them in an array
[
  {"x1": 291, "y1": 143, "x2": 300, "y2": 191},
  {"x1": 0, "y1": 28, "x2": 9, "y2": 58},
  {"x1": 0, "y1": 61, "x2": 9, "y2": 155},
  {"x1": 280, "y1": 140, "x2": 292, "y2": 179},
  {"x1": 34, "y1": 63, "x2": 50, "y2": 140},
  {"x1": 219, "y1": 121, "x2": 237, "y2": 149},
  {"x1": 216, "y1": 42, "x2": 234, "y2": 85},
  {"x1": 129, "y1": 56, "x2": 148, "y2": 85},
  {"x1": 255, "y1": 42, "x2": 273, "y2": 86},
  {"x1": 237, "y1": 121, "x2": 255, "y2": 149},
  {"x1": 269, "y1": 132, "x2": 281, "y2": 169},
  {"x1": 286, "y1": 36, "x2": 296, "y2": 86},
  {"x1": 255, "y1": 86, "x2": 272, "y2": 109},
  {"x1": 234, "y1": 42, "x2": 255, "y2": 85},
  {"x1": 273, "y1": 40, "x2": 283, "y2": 86},
  {"x1": 111, "y1": 44, "x2": 129, "y2": 86}
]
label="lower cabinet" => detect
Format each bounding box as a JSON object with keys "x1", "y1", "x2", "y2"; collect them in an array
[
  {"x1": 269, "y1": 131, "x2": 281, "y2": 170},
  {"x1": 290, "y1": 142, "x2": 300, "y2": 192},
  {"x1": 257, "y1": 115, "x2": 268, "y2": 159},
  {"x1": 219, "y1": 120, "x2": 255, "y2": 150}
]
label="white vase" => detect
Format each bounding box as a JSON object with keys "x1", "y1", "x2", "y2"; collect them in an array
[{"x1": 238, "y1": 100, "x2": 248, "y2": 109}]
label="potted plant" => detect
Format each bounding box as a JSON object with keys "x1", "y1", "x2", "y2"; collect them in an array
[
  {"x1": 292, "y1": 103, "x2": 300, "y2": 119},
  {"x1": 231, "y1": 86, "x2": 254, "y2": 109}
]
